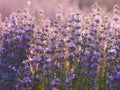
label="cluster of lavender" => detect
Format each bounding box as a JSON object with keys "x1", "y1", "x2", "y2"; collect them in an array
[
  {"x1": 0, "y1": 10, "x2": 35, "y2": 90},
  {"x1": 0, "y1": 4, "x2": 120, "y2": 90}
]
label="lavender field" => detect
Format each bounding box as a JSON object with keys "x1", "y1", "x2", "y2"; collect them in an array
[{"x1": 0, "y1": 0, "x2": 120, "y2": 90}]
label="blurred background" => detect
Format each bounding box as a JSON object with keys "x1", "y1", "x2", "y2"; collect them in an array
[{"x1": 0, "y1": 0, "x2": 120, "y2": 19}]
